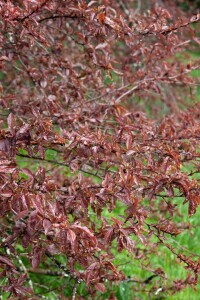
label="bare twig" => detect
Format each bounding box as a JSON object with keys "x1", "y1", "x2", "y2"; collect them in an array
[{"x1": 72, "y1": 281, "x2": 79, "y2": 300}]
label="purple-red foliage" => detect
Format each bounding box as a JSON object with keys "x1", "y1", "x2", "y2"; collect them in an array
[{"x1": 0, "y1": 0, "x2": 199, "y2": 298}]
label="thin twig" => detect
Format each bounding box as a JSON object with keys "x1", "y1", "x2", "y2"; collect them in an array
[
  {"x1": 39, "y1": 14, "x2": 83, "y2": 23},
  {"x1": 16, "y1": 153, "x2": 102, "y2": 180},
  {"x1": 16, "y1": 0, "x2": 50, "y2": 22},
  {"x1": 115, "y1": 64, "x2": 200, "y2": 103},
  {"x1": 72, "y1": 281, "x2": 79, "y2": 300}
]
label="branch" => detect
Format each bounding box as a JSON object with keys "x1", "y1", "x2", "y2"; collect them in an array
[
  {"x1": 115, "y1": 64, "x2": 200, "y2": 103},
  {"x1": 160, "y1": 14, "x2": 200, "y2": 35},
  {"x1": 16, "y1": 0, "x2": 51, "y2": 22},
  {"x1": 16, "y1": 153, "x2": 102, "y2": 179},
  {"x1": 124, "y1": 274, "x2": 158, "y2": 284},
  {"x1": 139, "y1": 13, "x2": 200, "y2": 36},
  {"x1": 38, "y1": 14, "x2": 83, "y2": 23},
  {"x1": 72, "y1": 282, "x2": 79, "y2": 300},
  {"x1": 45, "y1": 251, "x2": 81, "y2": 299},
  {"x1": 45, "y1": 251, "x2": 72, "y2": 278},
  {"x1": 28, "y1": 268, "x2": 64, "y2": 277}
]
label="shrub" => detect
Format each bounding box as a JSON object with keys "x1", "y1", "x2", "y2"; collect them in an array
[{"x1": 0, "y1": 0, "x2": 199, "y2": 299}]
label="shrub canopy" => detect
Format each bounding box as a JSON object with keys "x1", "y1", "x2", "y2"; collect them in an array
[{"x1": 0, "y1": 0, "x2": 200, "y2": 299}]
